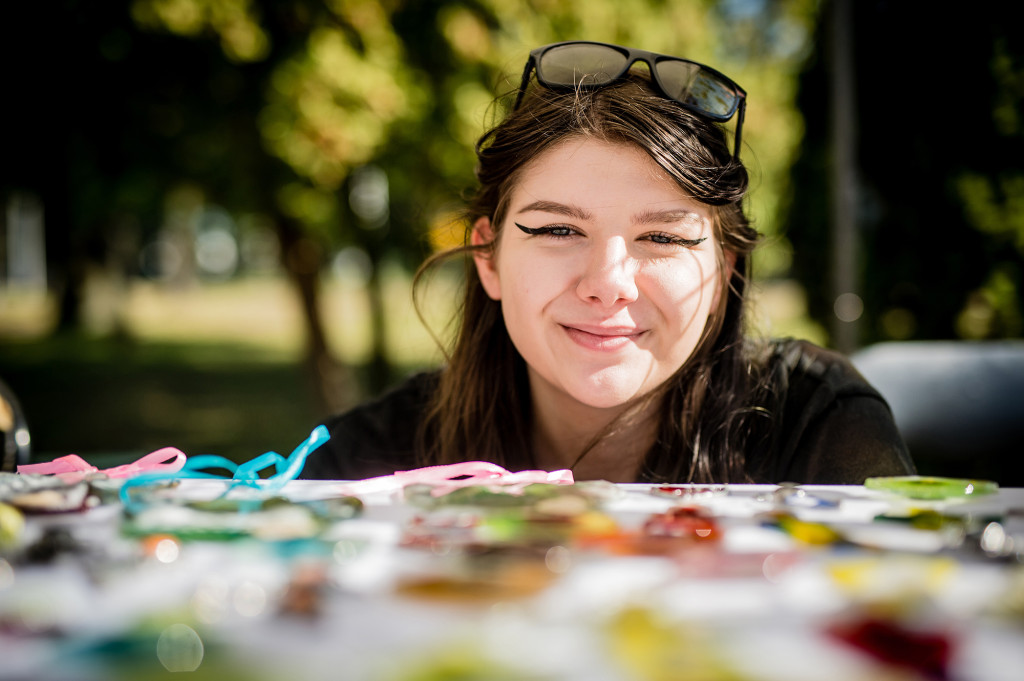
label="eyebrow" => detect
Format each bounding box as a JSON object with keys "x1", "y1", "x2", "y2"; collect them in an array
[
  {"x1": 634, "y1": 208, "x2": 705, "y2": 225},
  {"x1": 516, "y1": 200, "x2": 593, "y2": 221},
  {"x1": 516, "y1": 200, "x2": 703, "y2": 227}
]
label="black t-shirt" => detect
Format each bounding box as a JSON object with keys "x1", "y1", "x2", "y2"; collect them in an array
[{"x1": 301, "y1": 339, "x2": 916, "y2": 484}]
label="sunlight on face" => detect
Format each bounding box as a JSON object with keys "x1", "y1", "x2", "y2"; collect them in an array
[{"x1": 474, "y1": 137, "x2": 725, "y2": 417}]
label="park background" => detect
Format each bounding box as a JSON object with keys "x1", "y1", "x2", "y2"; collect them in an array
[{"x1": 1, "y1": 0, "x2": 1022, "y2": 470}]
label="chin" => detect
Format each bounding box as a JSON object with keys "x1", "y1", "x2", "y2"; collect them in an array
[
  {"x1": 567, "y1": 379, "x2": 649, "y2": 411},
  {"x1": 578, "y1": 397, "x2": 638, "y2": 411}
]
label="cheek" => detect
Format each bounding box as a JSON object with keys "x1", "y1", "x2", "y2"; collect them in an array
[
  {"x1": 505, "y1": 252, "x2": 577, "y2": 304},
  {"x1": 502, "y1": 271, "x2": 552, "y2": 323},
  {"x1": 642, "y1": 255, "x2": 720, "y2": 313}
]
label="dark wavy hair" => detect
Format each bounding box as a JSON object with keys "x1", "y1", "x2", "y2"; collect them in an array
[{"x1": 413, "y1": 72, "x2": 774, "y2": 483}]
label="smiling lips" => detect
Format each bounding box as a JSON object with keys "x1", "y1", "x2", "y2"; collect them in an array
[{"x1": 562, "y1": 324, "x2": 646, "y2": 351}]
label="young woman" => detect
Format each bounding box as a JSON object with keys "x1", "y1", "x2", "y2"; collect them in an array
[{"x1": 302, "y1": 41, "x2": 915, "y2": 484}]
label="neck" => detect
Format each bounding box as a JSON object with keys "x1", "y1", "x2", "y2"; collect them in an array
[{"x1": 531, "y1": 391, "x2": 660, "y2": 483}]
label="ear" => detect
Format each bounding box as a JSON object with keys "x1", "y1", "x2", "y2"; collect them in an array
[{"x1": 472, "y1": 216, "x2": 502, "y2": 301}]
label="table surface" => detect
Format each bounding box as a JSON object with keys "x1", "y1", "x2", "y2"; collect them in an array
[{"x1": 2, "y1": 479, "x2": 1023, "y2": 681}]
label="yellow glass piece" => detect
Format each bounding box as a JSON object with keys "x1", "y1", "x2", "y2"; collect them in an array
[
  {"x1": 826, "y1": 555, "x2": 959, "y2": 611},
  {"x1": 776, "y1": 515, "x2": 841, "y2": 545},
  {"x1": 606, "y1": 606, "x2": 747, "y2": 681},
  {"x1": 0, "y1": 502, "x2": 24, "y2": 551}
]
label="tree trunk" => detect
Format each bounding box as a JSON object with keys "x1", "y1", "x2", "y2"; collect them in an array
[
  {"x1": 275, "y1": 215, "x2": 355, "y2": 417},
  {"x1": 364, "y1": 259, "x2": 391, "y2": 394}
]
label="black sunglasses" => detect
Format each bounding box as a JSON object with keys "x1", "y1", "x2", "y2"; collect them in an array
[{"x1": 514, "y1": 41, "x2": 747, "y2": 159}]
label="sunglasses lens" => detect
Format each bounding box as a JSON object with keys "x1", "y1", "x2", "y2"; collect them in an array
[
  {"x1": 656, "y1": 60, "x2": 738, "y2": 118},
  {"x1": 538, "y1": 44, "x2": 629, "y2": 87}
]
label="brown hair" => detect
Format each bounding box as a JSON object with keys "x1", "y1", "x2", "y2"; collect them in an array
[{"x1": 414, "y1": 72, "x2": 769, "y2": 482}]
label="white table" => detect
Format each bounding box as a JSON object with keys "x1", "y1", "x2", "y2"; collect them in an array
[{"x1": 2, "y1": 480, "x2": 1023, "y2": 681}]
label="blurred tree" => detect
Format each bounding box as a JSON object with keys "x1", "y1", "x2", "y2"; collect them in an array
[
  {"x1": 786, "y1": 0, "x2": 1024, "y2": 346},
  {"x1": 128, "y1": 0, "x2": 429, "y2": 412},
  {"x1": 3, "y1": 0, "x2": 418, "y2": 414}
]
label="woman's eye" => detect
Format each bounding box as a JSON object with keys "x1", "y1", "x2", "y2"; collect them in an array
[
  {"x1": 515, "y1": 222, "x2": 577, "y2": 238},
  {"x1": 644, "y1": 232, "x2": 708, "y2": 247}
]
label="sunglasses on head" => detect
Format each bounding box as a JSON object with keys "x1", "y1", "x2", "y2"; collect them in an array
[{"x1": 514, "y1": 41, "x2": 747, "y2": 159}]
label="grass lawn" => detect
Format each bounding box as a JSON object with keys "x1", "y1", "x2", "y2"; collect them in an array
[
  {"x1": 0, "y1": 334, "x2": 327, "y2": 466},
  {"x1": 0, "y1": 272, "x2": 452, "y2": 467}
]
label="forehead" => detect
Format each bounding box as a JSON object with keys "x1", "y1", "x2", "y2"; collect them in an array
[{"x1": 508, "y1": 137, "x2": 708, "y2": 218}]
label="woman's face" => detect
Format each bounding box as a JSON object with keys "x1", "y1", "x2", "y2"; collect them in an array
[{"x1": 474, "y1": 137, "x2": 730, "y2": 416}]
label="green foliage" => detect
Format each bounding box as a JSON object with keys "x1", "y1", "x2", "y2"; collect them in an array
[
  {"x1": 131, "y1": 0, "x2": 271, "y2": 62},
  {"x1": 0, "y1": 335, "x2": 319, "y2": 462},
  {"x1": 785, "y1": 1, "x2": 1024, "y2": 345}
]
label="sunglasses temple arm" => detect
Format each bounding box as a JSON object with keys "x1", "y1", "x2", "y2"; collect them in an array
[
  {"x1": 732, "y1": 98, "x2": 746, "y2": 160},
  {"x1": 513, "y1": 58, "x2": 537, "y2": 110}
]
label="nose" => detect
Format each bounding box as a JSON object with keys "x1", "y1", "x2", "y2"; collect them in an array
[{"x1": 575, "y1": 238, "x2": 639, "y2": 307}]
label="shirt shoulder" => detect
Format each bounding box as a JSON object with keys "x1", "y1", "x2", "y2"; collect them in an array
[
  {"x1": 771, "y1": 338, "x2": 879, "y2": 397},
  {"x1": 749, "y1": 338, "x2": 915, "y2": 484}
]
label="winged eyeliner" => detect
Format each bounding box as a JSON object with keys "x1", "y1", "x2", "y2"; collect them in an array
[{"x1": 514, "y1": 222, "x2": 706, "y2": 246}]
